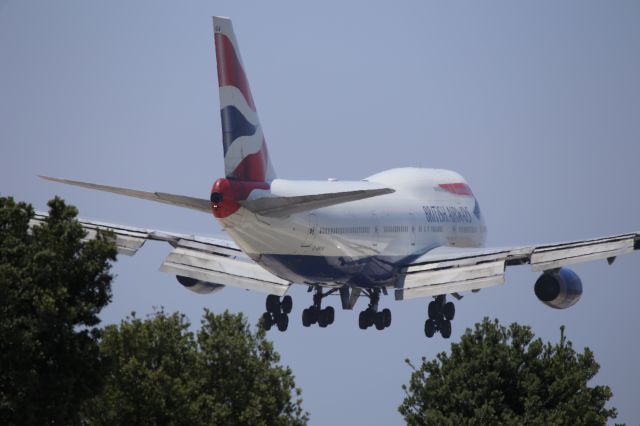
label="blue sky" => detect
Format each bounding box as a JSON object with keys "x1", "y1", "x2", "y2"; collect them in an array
[{"x1": 2, "y1": 1, "x2": 640, "y2": 424}]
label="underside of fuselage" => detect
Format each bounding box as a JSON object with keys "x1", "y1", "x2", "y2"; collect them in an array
[{"x1": 254, "y1": 253, "x2": 424, "y2": 289}]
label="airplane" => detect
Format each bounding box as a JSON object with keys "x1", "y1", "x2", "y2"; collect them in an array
[{"x1": 36, "y1": 16, "x2": 640, "y2": 339}]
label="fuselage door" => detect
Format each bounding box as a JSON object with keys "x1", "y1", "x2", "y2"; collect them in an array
[
  {"x1": 301, "y1": 213, "x2": 317, "y2": 248},
  {"x1": 371, "y1": 211, "x2": 380, "y2": 249},
  {"x1": 409, "y1": 212, "x2": 417, "y2": 247}
]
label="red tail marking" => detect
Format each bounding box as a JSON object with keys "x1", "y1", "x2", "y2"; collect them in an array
[
  {"x1": 211, "y1": 178, "x2": 270, "y2": 219},
  {"x1": 214, "y1": 33, "x2": 256, "y2": 111},
  {"x1": 229, "y1": 141, "x2": 270, "y2": 182}
]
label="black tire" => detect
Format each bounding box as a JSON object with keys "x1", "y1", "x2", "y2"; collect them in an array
[
  {"x1": 358, "y1": 311, "x2": 368, "y2": 330},
  {"x1": 374, "y1": 312, "x2": 385, "y2": 330},
  {"x1": 424, "y1": 318, "x2": 436, "y2": 338},
  {"x1": 262, "y1": 312, "x2": 272, "y2": 331},
  {"x1": 365, "y1": 309, "x2": 376, "y2": 327},
  {"x1": 440, "y1": 319, "x2": 452, "y2": 338},
  {"x1": 302, "y1": 309, "x2": 311, "y2": 327},
  {"x1": 281, "y1": 295, "x2": 293, "y2": 314},
  {"x1": 266, "y1": 295, "x2": 280, "y2": 314},
  {"x1": 443, "y1": 302, "x2": 455, "y2": 321},
  {"x1": 326, "y1": 306, "x2": 335, "y2": 324},
  {"x1": 382, "y1": 308, "x2": 391, "y2": 328},
  {"x1": 428, "y1": 301, "x2": 441, "y2": 319},
  {"x1": 277, "y1": 313, "x2": 289, "y2": 332},
  {"x1": 318, "y1": 309, "x2": 328, "y2": 328},
  {"x1": 309, "y1": 306, "x2": 319, "y2": 324}
]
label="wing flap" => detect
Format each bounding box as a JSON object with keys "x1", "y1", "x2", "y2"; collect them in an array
[
  {"x1": 395, "y1": 260, "x2": 505, "y2": 300},
  {"x1": 160, "y1": 246, "x2": 290, "y2": 296},
  {"x1": 530, "y1": 234, "x2": 636, "y2": 271},
  {"x1": 31, "y1": 212, "x2": 148, "y2": 256},
  {"x1": 404, "y1": 249, "x2": 511, "y2": 273}
]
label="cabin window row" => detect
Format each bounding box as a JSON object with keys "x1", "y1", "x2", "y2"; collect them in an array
[
  {"x1": 319, "y1": 226, "x2": 371, "y2": 235},
  {"x1": 383, "y1": 225, "x2": 409, "y2": 233}
]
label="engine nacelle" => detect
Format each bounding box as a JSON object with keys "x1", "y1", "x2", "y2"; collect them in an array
[
  {"x1": 534, "y1": 268, "x2": 582, "y2": 309},
  {"x1": 176, "y1": 275, "x2": 225, "y2": 295}
]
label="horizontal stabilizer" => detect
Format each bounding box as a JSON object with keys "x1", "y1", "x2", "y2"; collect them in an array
[
  {"x1": 239, "y1": 188, "x2": 394, "y2": 217},
  {"x1": 40, "y1": 176, "x2": 212, "y2": 214}
]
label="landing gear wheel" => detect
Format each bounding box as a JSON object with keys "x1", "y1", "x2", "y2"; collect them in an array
[
  {"x1": 266, "y1": 295, "x2": 280, "y2": 314},
  {"x1": 309, "y1": 306, "x2": 319, "y2": 324},
  {"x1": 440, "y1": 319, "x2": 452, "y2": 338},
  {"x1": 365, "y1": 309, "x2": 376, "y2": 327},
  {"x1": 424, "y1": 319, "x2": 436, "y2": 338},
  {"x1": 318, "y1": 309, "x2": 330, "y2": 328},
  {"x1": 262, "y1": 312, "x2": 273, "y2": 331},
  {"x1": 382, "y1": 308, "x2": 391, "y2": 328},
  {"x1": 358, "y1": 311, "x2": 368, "y2": 330},
  {"x1": 302, "y1": 309, "x2": 312, "y2": 327},
  {"x1": 304, "y1": 286, "x2": 340, "y2": 328},
  {"x1": 281, "y1": 295, "x2": 293, "y2": 314},
  {"x1": 443, "y1": 302, "x2": 455, "y2": 321},
  {"x1": 276, "y1": 313, "x2": 289, "y2": 332},
  {"x1": 374, "y1": 312, "x2": 385, "y2": 330},
  {"x1": 428, "y1": 300, "x2": 441, "y2": 319},
  {"x1": 325, "y1": 306, "x2": 335, "y2": 325}
]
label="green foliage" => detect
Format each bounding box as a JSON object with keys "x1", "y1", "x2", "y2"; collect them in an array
[
  {"x1": 83, "y1": 308, "x2": 308, "y2": 426},
  {"x1": 399, "y1": 318, "x2": 617, "y2": 426},
  {"x1": 0, "y1": 196, "x2": 117, "y2": 425}
]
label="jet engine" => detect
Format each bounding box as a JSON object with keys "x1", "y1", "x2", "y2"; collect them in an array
[
  {"x1": 176, "y1": 275, "x2": 224, "y2": 295},
  {"x1": 534, "y1": 268, "x2": 582, "y2": 309}
]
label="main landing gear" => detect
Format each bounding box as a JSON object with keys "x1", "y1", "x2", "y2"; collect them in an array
[
  {"x1": 358, "y1": 288, "x2": 392, "y2": 331},
  {"x1": 424, "y1": 295, "x2": 455, "y2": 338},
  {"x1": 302, "y1": 286, "x2": 336, "y2": 328},
  {"x1": 262, "y1": 294, "x2": 292, "y2": 332}
]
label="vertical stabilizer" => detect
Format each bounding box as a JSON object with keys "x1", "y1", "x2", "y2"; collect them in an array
[{"x1": 213, "y1": 16, "x2": 276, "y2": 183}]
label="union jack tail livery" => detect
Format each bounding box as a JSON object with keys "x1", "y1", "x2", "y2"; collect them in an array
[{"x1": 213, "y1": 16, "x2": 276, "y2": 183}]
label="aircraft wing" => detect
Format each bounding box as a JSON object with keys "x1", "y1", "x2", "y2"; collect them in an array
[
  {"x1": 30, "y1": 212, "x2": 292, "y2": 296},
  {"x1": 394, "y1": 233, "x2": 640, "y2": 300}
]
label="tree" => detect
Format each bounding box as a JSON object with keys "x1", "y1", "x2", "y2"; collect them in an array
[
  {"x1": 0, "y1": 196, "x2": 117, "y2": 425},
  {"x1": 399, "y1": 317, "x2": 617, "y2": 426},
  {"x1": 83, "y1": 308, "x2": 308, "y2": 426}
]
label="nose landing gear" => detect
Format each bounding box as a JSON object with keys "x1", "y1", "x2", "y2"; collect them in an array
[
  {"x1": 424, "y1": 295, "x2": 455, "y2": 338},
  {"x1": 261, "y1": 294, "x2": 292, "y2": 332}
]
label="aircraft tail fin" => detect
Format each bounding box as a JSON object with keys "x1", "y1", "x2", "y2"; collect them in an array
[{"x1": 213, "y1": 16, "x2": 276, "y2": 183}]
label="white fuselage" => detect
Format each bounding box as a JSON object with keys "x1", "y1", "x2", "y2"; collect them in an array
[{"x1": 217, "y1": 168, "x2": 487, "y2": 288}]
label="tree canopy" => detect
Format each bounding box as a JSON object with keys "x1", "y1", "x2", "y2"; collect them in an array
[
  {"x1": 0, "y1": 196, "x2": 117, "y2": 424},
  {"x1": 82, "y1": 308, "x2": 308, "y2": 426},
  {"x1": 399, "y1": 317, "x2": 617, "y2": 426},
  {"x1": 0, "y1": 196, "x2": 307, "y2": 425}
]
